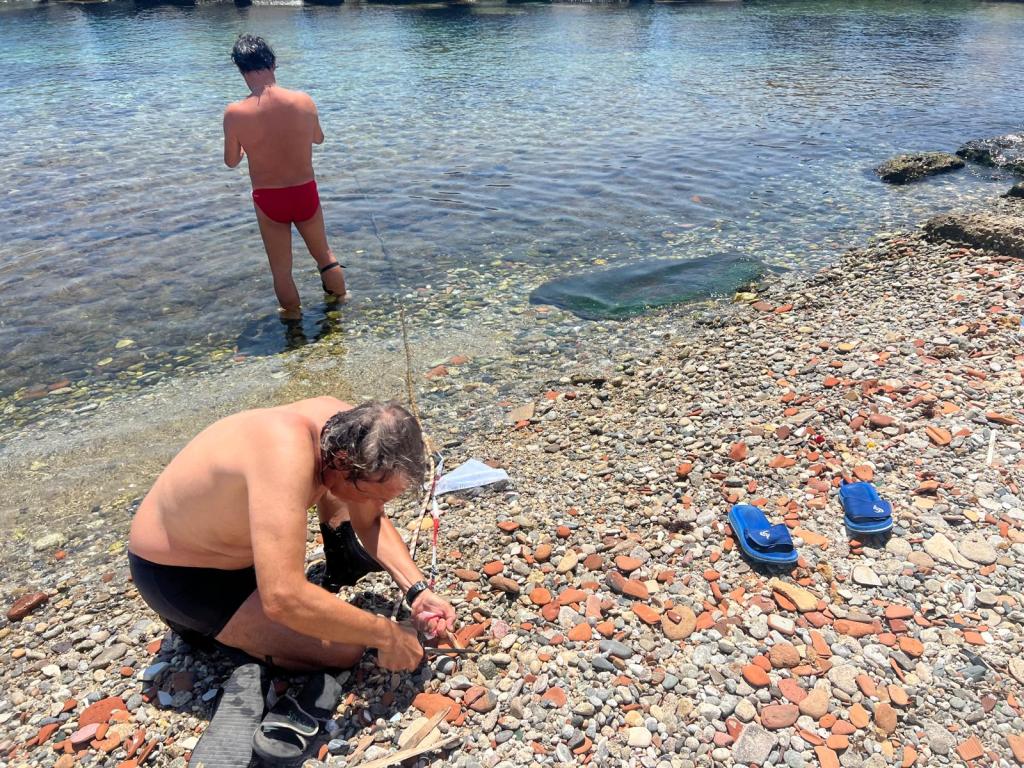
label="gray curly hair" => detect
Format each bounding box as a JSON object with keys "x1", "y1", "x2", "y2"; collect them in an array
[{"x1": 320, "y1": 401, "x2": 426, "y2": 486}]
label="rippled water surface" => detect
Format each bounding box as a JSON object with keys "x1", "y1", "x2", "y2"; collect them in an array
[{"x1": 1, "y1": 0, "x2": 1023, "y2": 400}]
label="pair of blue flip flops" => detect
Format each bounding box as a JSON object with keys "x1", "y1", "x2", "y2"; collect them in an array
[{"x1": 729, "y1": 481, "x2": 893, "y2": 565}]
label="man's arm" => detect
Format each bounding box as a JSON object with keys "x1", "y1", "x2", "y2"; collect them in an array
[
  {"x1": 223, "y1": 106, "x2": 244, "y2": 168},
  {"x1": 246, "y1": 422, "x2": 420, "y2": 667},
  {"x1": 344, "y1": 496, "x2": 455, "y2": 637},
  {"x1": 311, "y1": 98, "x2": 324, "y2": 145}
]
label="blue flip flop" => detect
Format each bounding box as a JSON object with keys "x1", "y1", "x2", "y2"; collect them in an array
[
  {"x1": 728, "y1": 504, "x2": 799, "y2": 565},
  {"x1": 839, "y1": 481, "x2": 893, "y2": 534}
]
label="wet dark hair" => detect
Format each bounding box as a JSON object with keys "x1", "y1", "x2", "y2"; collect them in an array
[
  {"x1": 320, "y1": 401, "x2": 426, "y2": 487},
  {"x1": 231, "y1": 34, "x2": 276, "y2": 74}
]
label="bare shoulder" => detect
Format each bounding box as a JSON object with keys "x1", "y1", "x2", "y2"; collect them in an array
[
  {"x1": 223, "y1": 98, "x2": 251, "y2": 122},
  {"x1": 231, "y1": 408, "x2": 317, "y2": 474},
  {"x1": 276, "y1": 396, "x2": 352, "y2": 424},
  {"x1": 252, "y1": 407, "x2": 313, "y2": 439},
  {"x1": 281, "y1": 87, "x2": 318, "y2": 111}
]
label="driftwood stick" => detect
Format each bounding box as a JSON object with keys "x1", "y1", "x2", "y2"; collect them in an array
[
  {"x1": 353, "y1": 734, "x2": 461, "y2": 768},
  {"x1": 402, "y1": 707, "x2": 450, "y2": 751},
  {"x1": 345, "y1": 727, "x2": 379, "y2": 766}
]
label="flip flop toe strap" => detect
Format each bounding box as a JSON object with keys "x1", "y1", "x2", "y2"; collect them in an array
[
  {"x1": 261, "y1": 695, "x2": 318, "y2": 737},
  {"x1": 744, "y1": 523, "x2": 795, "y2": 553}
]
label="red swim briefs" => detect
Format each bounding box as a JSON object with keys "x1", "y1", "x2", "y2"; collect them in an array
[{"x1": 252, "y1": 179, "x2": 320, "y2": 224}]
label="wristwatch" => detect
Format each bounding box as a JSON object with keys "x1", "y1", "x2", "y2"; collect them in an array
[{"x1": 405, "y1": 580, "x2": 430, "y2": 608}]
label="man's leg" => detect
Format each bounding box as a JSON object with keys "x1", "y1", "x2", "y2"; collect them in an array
[
  {"x1": 255, "y1": 206, "x2": 302, "y2": 318},
  {"x1": 215, "y1": 591, "x2": 364, "y2": 672},
  {"x1": 295, "y1": 207, "x2": 347, "y2": 298}
]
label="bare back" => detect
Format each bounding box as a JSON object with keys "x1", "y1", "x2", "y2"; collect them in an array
[
  {"x1": 226, "y1": 86, "x2": 321, "y2": 189},
  {"x1": 129, "y1": 397, "x2": 350, "y2": 569}
]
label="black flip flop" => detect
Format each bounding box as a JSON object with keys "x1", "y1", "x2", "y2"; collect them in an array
[
  {"x1": 251, "y1": 673, "x2": 344, "y2": 766},
  {"x1": 188, "y1": 663, "x2": 268, "y2": 768},
  {"x1": 253, "y1": 725, "x2": 308, "y2": 766}
]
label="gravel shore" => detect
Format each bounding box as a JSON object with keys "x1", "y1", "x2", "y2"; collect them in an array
[{"x1": 2, "y1": 195, "x2": 1023, "y2": 768}]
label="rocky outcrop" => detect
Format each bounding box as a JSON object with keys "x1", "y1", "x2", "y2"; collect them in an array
[
  {"x1": 956, "y1": 133, "x2": 1024, "y2": 174},
  {"x1": 875, "y1": 152, "x2": 964, "y2": 184},
  {"x1": 923, "y1": 207, "x2": 1024, "y2": 258}
]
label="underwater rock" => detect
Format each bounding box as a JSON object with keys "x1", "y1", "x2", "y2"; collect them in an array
[
  {"x1": 956, "y1": 133, "x2": 1024, "y2": 174},
  {"x1": 529, "y1": 254, "x2": 767, "y2": 321},
  {"x1": 875, "y1": 152, "x2": 964, "y2": 184}
]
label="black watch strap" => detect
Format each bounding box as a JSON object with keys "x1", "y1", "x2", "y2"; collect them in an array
[{"x1": 405, "y1": 580, "x2": 429, "y2": 608}]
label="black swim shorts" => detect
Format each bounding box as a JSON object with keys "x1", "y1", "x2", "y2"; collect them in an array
[{"x1": 128, "y1": 551, "x2": 257, "y2": 640}]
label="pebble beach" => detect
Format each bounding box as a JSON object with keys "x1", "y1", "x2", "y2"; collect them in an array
[{"x1": 2, "y1": 192, "x2": 1024, "y2": 768}]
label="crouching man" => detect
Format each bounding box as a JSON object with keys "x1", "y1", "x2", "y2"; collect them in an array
[{"x1": 128, "y1": 397, "x2": 454, "y2": 671}]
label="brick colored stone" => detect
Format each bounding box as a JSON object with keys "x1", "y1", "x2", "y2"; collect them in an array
[
  {"x1": 956, "y1": 737, "x2": 984, "y2": 761},
  {"x1": 742, "y1": 665, "x2": 770, "y2": 688},
  {"x1": 614, "y1": 556, "x2": 642, "y2": 573},
  {"x1": 412, "y1": 693, "x2": 461, "y2": 723},
  {"x1": 567, "y1": 623, "x2": 592, "y2": 642},
  {"x1": 760, "y1": 704, "x2": 800, "y2": 729},
  {"x1": 482, "y1": 561, "x2": 504, "y2": 577},
  {"x1": 632, "y1": 604, "x2": 660, "y2": 626},
  {"x1": 6, "y1": 592, "x2": 49, "y2": 622},
  {"x1": 848, "y1": 703, "x2": 870, "y2": 729},
  {"x1": 529, "y1": 587, "x2": 552, "y2": 606},
  {"x1": 79, "y1": 697, "x2": 127, "y2": 728}
]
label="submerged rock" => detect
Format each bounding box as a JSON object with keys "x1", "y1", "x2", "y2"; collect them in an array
[
  {"x1": 956, "y1": 132, "x2": 1024, "y2": 174},
  {"x1": 875, "y1": 152, "x2": 964, "y2": 184},
  {"x1": 529, "y1": 254, "x2": 766, "y2": 320},
  {"x1": 922, "y1": 210, "x2": 1024, "y2": 259}
]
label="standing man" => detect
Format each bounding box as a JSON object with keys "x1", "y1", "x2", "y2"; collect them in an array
[
  {"x1": 128, "y1": 397, "x2": 455, "y2": 671},
  {"x1": 224, "y1": 34, "x2": 346, "y2": 319}
]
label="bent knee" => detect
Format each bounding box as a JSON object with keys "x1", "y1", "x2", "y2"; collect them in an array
[{"x1": 332, "y1": 644, "x2": 365, "y2": 670}]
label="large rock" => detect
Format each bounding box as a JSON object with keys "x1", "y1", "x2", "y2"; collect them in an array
[
  {"x1": 923, "y1": 532, "x2": 976, "y2": 568},
  {"x1": 529, "y1": 254, "x2": 767, "y2": 321},
  {"x1": 732, "y1": 724, "x2": 775, "y2": 764},
  {"x1": 922, "y1": 211, "x2": 1024, "y2": 258},
  {"x1": 875, "y1": 152, "x2": 964, "y2": 184},
  {"x1": 1006, "y1": 182, "x2": 1024, "y2": 198},
  {"x1": 957, "y1": 132, "x2": 1024, "y2": 174}
]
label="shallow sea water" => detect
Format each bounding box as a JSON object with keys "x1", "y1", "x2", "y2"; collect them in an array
[{"x1": 1, "y1": 0, "x2": 1023, "y2": 415}]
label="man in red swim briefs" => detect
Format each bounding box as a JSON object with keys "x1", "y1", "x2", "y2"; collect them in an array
[{"x1": 224, "y1": 34, "x2": 346, "y2": 318}]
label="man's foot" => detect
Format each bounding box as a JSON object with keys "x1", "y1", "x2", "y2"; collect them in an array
[
  {"x1": 278, "y1": 306, "x2": 302, "y2": 321},
  {"x1": 318, "y1": 261, "x2": 347, "y2": 300},
  {"x1": 317, "y1": 521, "x2": 384, "y2": 593}
]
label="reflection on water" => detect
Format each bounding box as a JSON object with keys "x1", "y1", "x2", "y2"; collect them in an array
[
  {"x1": 0, "y1": 0, "x2": 1022, "y2": 400},
  {"x1": 235, "y1": 303, "x2": 343, "y2": 356}
]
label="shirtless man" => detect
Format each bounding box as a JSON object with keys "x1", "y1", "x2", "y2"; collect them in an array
[
  {"x1": 127, "y1": 397, "x2": 455, "y2": 671},
  {"x1": 223, "y1": 34, "x2": 346, "y2": 319}
]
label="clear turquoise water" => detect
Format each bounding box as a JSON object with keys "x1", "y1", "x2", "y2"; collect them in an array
[{"x1": 1, "y1": 0, "x2": 1022, "y2": 398}]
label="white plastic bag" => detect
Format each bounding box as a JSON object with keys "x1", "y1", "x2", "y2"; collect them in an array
[{"x1": 434, "y1": 459, "x2": 509, "y2": 496}]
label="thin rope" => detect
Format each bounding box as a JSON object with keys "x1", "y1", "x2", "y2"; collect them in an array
[{"x1": 347, "y1": 168, "x2": 441, "y2": 620}]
